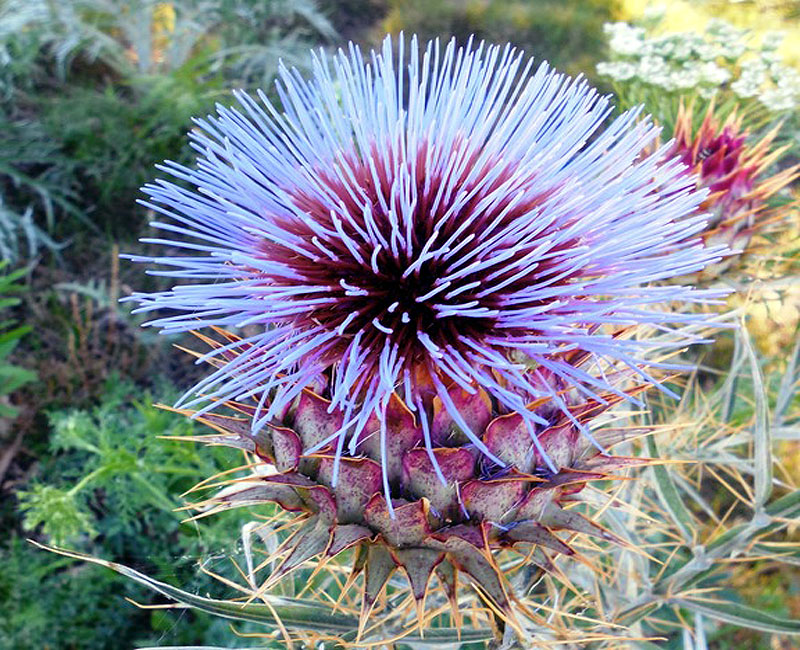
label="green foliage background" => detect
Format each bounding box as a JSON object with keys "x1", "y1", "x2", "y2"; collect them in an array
[
  {"x1": 3, "y1": 379, "x2": 257, "y2": 648},
  {"x1": 381, "y1": 0, "x2": 622, "y2": 77}
]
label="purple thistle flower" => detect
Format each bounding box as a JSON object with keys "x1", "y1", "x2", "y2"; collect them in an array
[{"x1": 129, "y1": 35, "x2": 726, "y2": 488}]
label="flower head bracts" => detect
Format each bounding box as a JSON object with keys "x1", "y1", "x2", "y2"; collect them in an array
[
  {"x1": 171, "y1": 334, "x2": 657, "y2": 632},
  {"x1": 129, "y1": 35, "x2": 726, "y2": 487}
]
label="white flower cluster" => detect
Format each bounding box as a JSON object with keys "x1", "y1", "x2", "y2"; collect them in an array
[
  {"x1": 598, "y1": 18, "x2": 799, "y2": 113},
  {"x1": 604, "y1": 22, "x2": 646, "y2": 57}
]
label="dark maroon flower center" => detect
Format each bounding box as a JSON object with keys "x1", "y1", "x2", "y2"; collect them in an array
[{"x1": 253, "y1": 140, "x2": 575, "y2": 369}]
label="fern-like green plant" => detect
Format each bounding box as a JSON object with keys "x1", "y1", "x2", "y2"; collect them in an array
[
  {"x1": 18, "y1": 378, "x2": 248, "y2": 547},
  {"x1": 5, "y1": 379, "x2": 262, "y2": 648}
]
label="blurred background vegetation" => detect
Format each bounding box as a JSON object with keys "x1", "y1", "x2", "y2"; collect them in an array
[{"x1": 0, "y1": 1, "x2": 797, "y2": 648}]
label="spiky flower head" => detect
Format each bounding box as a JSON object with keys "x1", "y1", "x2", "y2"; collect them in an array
[
  {"x1": 668, "y1": 101, "x2": 799, "y2": 277},
  {"x1": 130, "y1": 35, "x2": 725, "y2": 487}
]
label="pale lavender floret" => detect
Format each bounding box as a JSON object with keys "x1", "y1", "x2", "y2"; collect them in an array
[{"x1": 127, "y1": 34, "x2": 729, "y2": 492}]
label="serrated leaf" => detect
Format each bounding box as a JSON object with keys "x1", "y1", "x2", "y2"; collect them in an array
[
  {"x1": 679, "y1": 597, "x2": 800, "y2": 635},
  {"x1": 19, "y1": 486, "x2": 96, "y2": 545}
]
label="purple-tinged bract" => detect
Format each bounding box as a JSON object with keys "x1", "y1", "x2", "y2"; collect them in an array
[{"x1": 130, "y1": 35, "x2": 725, "y2": 482}]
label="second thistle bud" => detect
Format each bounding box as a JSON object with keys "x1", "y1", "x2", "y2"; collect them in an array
[{"x1": 668, "y1": 102, "x2": 799, "y2": 280}]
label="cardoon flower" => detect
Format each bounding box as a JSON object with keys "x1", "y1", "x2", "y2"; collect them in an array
[
  {"x1": 129, "y1": 35, "x2": 730, "y2": 637},
  {"x1": 131, "y1": 36, "x2": 723, "y2": 479},
  {"x1": 667, "y1": 101, "x2": 799, "y2": 279},
  {"x1": 176, "y1": 335, "x2": 654, "y2": 634}
]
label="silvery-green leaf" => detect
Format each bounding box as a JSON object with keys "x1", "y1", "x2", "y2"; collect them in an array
[
  {"x1": 34, "y1": 541, "x2": 494, "y2": 645},
  {"x1": 741, "y1": 323, "x2": 771, "y2": 509},
  {"x1": 679, "y1": 597, "x2": 800, "y2": 635},
  {"x1": 774, "y1": 330, "x2": 800, "y2": 427},
  {"x1": 647, "y1": 435, "x2": 694, "y2": 543},
  {"x1": 32, "y1": 541, "x2": 359, "y2": 632}
]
